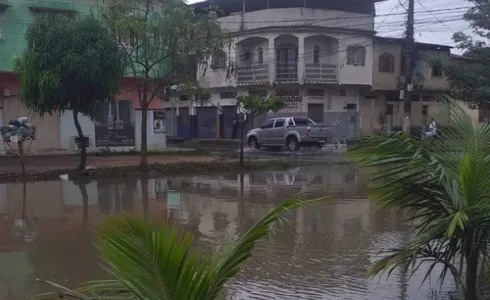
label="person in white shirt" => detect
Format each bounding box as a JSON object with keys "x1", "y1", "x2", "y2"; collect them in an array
[{"x1": 425, "y1": 118, "x2": 437, "y2": 137}]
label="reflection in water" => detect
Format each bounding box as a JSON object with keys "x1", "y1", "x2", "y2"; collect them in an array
[{"x1": 0, "y1": 164, "x2": 453, "y2": 299}]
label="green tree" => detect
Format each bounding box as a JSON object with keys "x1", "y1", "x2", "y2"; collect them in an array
[
  {"x1": 236, "y1": 94, "x2": 285, "y2": 167},
  {"x1": 37, "y1": 199, "x2": 311, "y2": 299},
  {"x1": 444, "y1": 0, "x2": 490, "y2": 106},
  {"x1": 349, "y1": 97, "x2": 490, "y2": 300},
  {"x1": 98, "y1": 0, "x2": 228, "y2": 171},
  {"x1": 15, "y1": 14, "x2": 124, "y2": 171}
]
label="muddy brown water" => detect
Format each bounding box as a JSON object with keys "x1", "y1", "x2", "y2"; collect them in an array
[{"x1": 0, "y1": 164, "x2": 455, "y2": 299}]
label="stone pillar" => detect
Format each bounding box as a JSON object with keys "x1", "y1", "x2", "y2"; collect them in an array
[{"x1": 298, "y1": 34, "x2": 305, "y2": 85}]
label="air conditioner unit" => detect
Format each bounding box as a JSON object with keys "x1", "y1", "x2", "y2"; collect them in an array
[
  {"x1": 3, "y1": 89, "x2": 10, "y2": 97},
  {"x1": 240, "y1": 50, "x2": 251, "y2": 61}
]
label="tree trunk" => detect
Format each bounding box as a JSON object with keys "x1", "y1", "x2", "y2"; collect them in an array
[
  {"x1": 141, "y1": 176, "x2": 149, "y2": 219},
  {"x1": 17, "y1": 141, "x2": 26, "y2": 179},
  {"x1": 73, "y1": 109, "x2": 87, "y2": 171},
  {"x1": 140, "y1": 104, "x2": 148, "y2": 172},
  {"x1": 79, "y1": 184, "x2": 89, "y2": 227},
  {"x1": 465, "y1": 251, "x2": 479, "y2": 300},
  {"x1": 240, "y1": 121, "x2": 244, "y2": 168}
]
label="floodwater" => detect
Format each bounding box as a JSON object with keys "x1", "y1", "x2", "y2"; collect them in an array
[{"x1": 0, "y1": 164, "x2": 455, "y2": 300}]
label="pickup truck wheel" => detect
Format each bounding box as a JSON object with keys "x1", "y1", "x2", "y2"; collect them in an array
[
  {"x1": 286, "y1": 136, "x2": 300, "y2": 152},
  {"x1": 248, "y1": 137, "x2": 260, "y2": 149}
]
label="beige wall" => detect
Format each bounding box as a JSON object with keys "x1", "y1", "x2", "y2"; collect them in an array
[
  {"x1": 373, "y1": 42, "x2": 450, "y2": 92},
  {"x1": 3, "y1": 96, "x2": 60, "y2": 150},
  {"x1": 416, "y1": 50, "x2": 450, "y2": 91},
  {"x1": 373, "y1": 43, "x2": 401, "y2": 90}
]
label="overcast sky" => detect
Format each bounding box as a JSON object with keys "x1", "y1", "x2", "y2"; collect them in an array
[{"x1": 187, "y1": 0, "x2": 475, "y2": 53}]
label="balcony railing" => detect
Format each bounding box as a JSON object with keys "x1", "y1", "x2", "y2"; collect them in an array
[
  {"x1": 276, "y1": 63, "x2": 298, "y2": 81},
  {"x1": 304, "y1": 63, "x2": 338, "y2": 83},
  {"x1": 236, "y1": 64, "x2": 269, "y2": 85}
]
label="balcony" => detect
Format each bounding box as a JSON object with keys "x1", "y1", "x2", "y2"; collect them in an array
[
  {"x1": 276, "y1": 63, "x2": 298, "y2": 83},
  {"x1": 236, "y1": 64, "x2": 269, "y2": 86},
  {"x1": 304, "y1": 63, "x2": 338, "y2": 83}
]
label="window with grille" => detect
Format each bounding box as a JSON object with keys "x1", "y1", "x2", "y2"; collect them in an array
[
  {"x1": 378, "y1": 53, "x2": 394, "y2": 73},
  {"x1": 346, "y1": 45, "x2": 366, "y2": 66},
  {"x1": 211, "y1": 51, "x2": 227, "y2": 69},
  {"x1": 432, "y1": 64, "x2": 443, "y2": 77}
]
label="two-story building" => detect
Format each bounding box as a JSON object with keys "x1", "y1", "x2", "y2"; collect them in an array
[
  {"x1": 173, "y1": 0, "x2": 382, "y2": 141},
  {"x1": 0, "y1": 0, "x2": 167, "y2": 153},
  {"x1": 359, "y1": 36, "x2": 479, "y2": 134}
]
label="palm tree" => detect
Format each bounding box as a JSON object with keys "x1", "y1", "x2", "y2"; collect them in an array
[
  {"x1": 36, "y1": 198, "x2": 313, "y2": 300},
  {"x1": 349, "y1": 97, "x2": 490, "y2": 300}
]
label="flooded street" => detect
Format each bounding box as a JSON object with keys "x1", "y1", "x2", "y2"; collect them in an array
[{"x1": 0, "y1": 163, "x2": 454, "y2": 300}]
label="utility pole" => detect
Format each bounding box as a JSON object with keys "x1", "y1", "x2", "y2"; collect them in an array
[{"x1": 402, "y1": 0, "x2": 415, "y2": 134}]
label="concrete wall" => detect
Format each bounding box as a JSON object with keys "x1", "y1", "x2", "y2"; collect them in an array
[
  {"x1": 217, "y1": 8, "x2": 374, "y2": 33},
  {"x1": 134, "y1": 110, "x2": 167, "y2": 151}
]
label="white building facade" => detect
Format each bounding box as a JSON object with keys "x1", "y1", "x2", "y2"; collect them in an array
[{"x1": 185, "y1": 0, "x2": 382, "y2": 141}]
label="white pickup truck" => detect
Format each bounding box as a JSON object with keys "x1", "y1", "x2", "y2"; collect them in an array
[{"x1": 245, "y1": 116, "x2": 332, "y2": 152}]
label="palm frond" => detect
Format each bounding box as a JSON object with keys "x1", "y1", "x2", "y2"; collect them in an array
[
  {"x1": 350, "y1": 96, "x2": 490, "y2": 295},
  {"x1": 39, "y1": 198, "x2": 316, "y2": 300}
]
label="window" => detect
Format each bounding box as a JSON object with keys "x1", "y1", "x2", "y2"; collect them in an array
[
  {"x1": 274, "y1": 119, "x2": 285, "y2": 128},
  {"x1": 293, "y1": 117, "x2": 315, "y2": 126},
  {"x1": 261, "y1": 119, "x2": 274, "y2": 129},
  {"x1": 211, "y1": 51, "x2": 226, "y2": 69},
  {"x1": 340, "y1": 89, "x2": 346, "y2": 96},
  {"x1": 220, "y1": 92, "x2": 237, "y2": 99},
  {"x1": 432, "y1": 64, "x2": 443, "y2": 77},
  {"x1": 313, "y1": 45, "x2": 320, "y2": 64},
  {"x1": 346, "y1": 45, "x2": 366, "y2": 66},
  {"x1": 307, "y1": 89, "x2": 324, "y2": 97},
  {"x1": 257, "y1": 47, "x2": 264, "y2": 64},
  {"x1": 422, "y1": 105, "x2": 428, "y2": 117},
  {"x1": 346, "y1": 103, "x2": 357, "y2": 110},
  {"x1": 378, "y1": 53, "x2": 394, "y2": 73}
]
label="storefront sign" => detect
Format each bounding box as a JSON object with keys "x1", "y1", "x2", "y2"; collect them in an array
[
  {"x1": 94, "y1": 100, "x2": 135, "y2": 147},
  {"x1": 279, "y1": 96, "x2": 302, "y2": 113},
  {"x1": 153, "y1": 111, "x2": 165, "y2": 134}
]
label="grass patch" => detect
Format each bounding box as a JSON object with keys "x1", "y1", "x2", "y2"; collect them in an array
[{"x1": 0, "y1": 159, "x2": 301, "y2": 183}]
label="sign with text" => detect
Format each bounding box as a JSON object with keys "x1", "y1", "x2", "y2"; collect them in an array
[
  {"x1": 153, "y1": 111, "x2": 165, "y2": 134},
  {"x1": 279, "y1": 96, "x2": 302, "y2": 113},
  {"x1": 94, "y1": 100, "x2": 135, "y2": 147}
]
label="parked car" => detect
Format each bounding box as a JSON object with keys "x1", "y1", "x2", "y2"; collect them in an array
[{"x1": 246, "y1": 116, "x2": 332, "y2": 152}]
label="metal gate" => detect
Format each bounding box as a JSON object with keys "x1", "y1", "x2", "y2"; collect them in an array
[
  {"x1": 3, "y1": 96, "x2": 60, "y2": 150},
  {"x1": 222, "y1": 106, "x2": 236, "y2": 139},
  {"x1": 308, "y1": 103, "x2": 324, "y2": 125},
  {"x1": 165, "y1": 108, "x2": 177, "y2": 138},
  {"x1": 324, "y1": 111, "x2": 358, "y2": 142},
  {"x1": 196, "y1": 107, "x2": 217, "y2": 138},
  {"x1": 177, "y1": 107, "x2": 190, "y2": 139}
]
